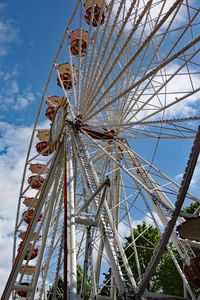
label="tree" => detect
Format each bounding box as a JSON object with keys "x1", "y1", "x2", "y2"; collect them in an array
[
  {"x1": 101, "y1": 221, "x2": 184, "y2": 297},
  {"x1": 47, "y1": 265, "x2": 91, "y2": 299},
  {"x1": 47, "y1": 276, "x2": 64, "y2": 299},
  {"x1": 126, "y1": 222, "x2": 183, "y2": 295},
  {"x1": 77, "y1": 264, "x2": 92, "y2": 299},
  {"x1": 184, "y1": 201, "x2": 199, "y2": 214}
]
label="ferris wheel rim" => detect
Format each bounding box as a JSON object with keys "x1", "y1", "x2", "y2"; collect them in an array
[{"x1": 3, "y1": 1, "x2": 200, "y2": 299}]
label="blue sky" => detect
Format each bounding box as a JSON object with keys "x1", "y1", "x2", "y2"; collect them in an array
[
  {"x1": 0, "y1": 0, "x2": 77, "y2": 292},
  {"x1": 0, "y1": 0, "x2": 76, "y2": 125},
  {"x1": 0, "y1": 0, "x2": 200, "y2": 295}
]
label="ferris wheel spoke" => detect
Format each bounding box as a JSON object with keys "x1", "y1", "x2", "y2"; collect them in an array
[
  {"x1": 79, "y1": 0, "x2": 109, "y2": 112},
  {"x1": 82, "y1": 0, "x2": 136, "y2": 107},
  {"x1": 119, "y1": 153, "x2": 197, "y2": 299},
  {"x1": 121, "y1": 6, "x2": 200, "y2": 122},
  {"x1": 122, "y1": 172, "x2": 195, "y2": 298},
  {"x1": 84, "y1": 0, "x2": 183, "y2": 118},
  {"x1": 121, "y1": 115, "x2": 200, "y2": 128},
  {"x1": 110, "y1": 2, "x2": 176, "y2": 125},
  {"x1": 87, "y1": 0, "x2": 154, "y2": 108},
  {"x1": 4, "y1": 2, "x2": 200, "y2": 299},
  {"x1": 137, "y1": 127, "x2": 200, "y2": 297},
  {"x1": 68, "y1": 45, "x2": 79, "y2": 109},
  {"x1": 85, "y1": 34, "x2": 200, "y2": 122},
  {"x1": 76, "y1": 1, "x2": 84, "y2": 109},
  {"x1": 135, "y1": 86, "x2": 200, "y2": 124},
  {"x1": 121, "y1": 143, "x2": 200, "y2": 203},
  {"x1": 83, "y1": 0, "x2": 154, "y2": 116},
  {"x1": 38, "y1": 182, "x2": 64, "y2": 298},
  {"x1": 94, "y1": 12, "x2": 200, "y2": 125},
  {"x1": 124, "y1": 51, "x2": 200, "y2": 123},
  {"x1": 81, "y1": 0, "x2": 117, "y2": 103},
  {"x1": 122, "y1": 123, "x2": 198, "y2": 139},
  {"x1": 113, "y1": 115, "x2": 200, "y2": 139},
  {"x1": 83, "y1": 0, "x2": 126, "y2": 88},
  {"x1": 81, "y1": 131, "x2": 161, "y2": 199},
  {"x1": 120, "y1": 176, "x2": 142, "y2": 280}
]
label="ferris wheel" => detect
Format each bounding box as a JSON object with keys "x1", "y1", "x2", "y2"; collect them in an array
[{"x1": 2, "y1": 0, "x2": 200, "y2": 299}]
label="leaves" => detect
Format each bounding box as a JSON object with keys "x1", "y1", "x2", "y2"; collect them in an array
[
  {"x1": 102, "y1": 221, "x2": 184, "y2": 297},
  {"x1": 184, "y1": 201, "x2": 199, "y2": 214},
  {"x1": 47, "y1": 265, "x2": 91, "y2": 299}
]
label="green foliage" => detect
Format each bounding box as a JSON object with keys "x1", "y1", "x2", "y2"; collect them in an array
[
  {"x1": 101, "y1": 268, "x2": 112, "y2": 296},
  {"x1": 77, "y1": 265, "x2": 83, "y2": 294},
  {"x1": 153, "y1": 249, "x2": 183, "y2": 295},
  {"x1": 47, "y1": 276, "x2": 64, "y2": 299},
  {"x1": 47, "y1": 266, "x2": 91, "y2": 299},
  {"x1": 102, "y1": 221, "x2": 184, "y2": 297},
  {"x1": 77, "y1": 265, "x2": 92, "y2": 299},
  {"x1": 126, "y1": 222, "x2": 183, "y2": 295},
  {"x1": 184, "y1": 201, "x2": 199, "y2": 214},
  {"x1": 125, "y1": 222, "x2": 160, "y2": 282}
]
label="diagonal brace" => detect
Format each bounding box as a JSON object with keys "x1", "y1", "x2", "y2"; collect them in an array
[
  {"x1": 77, "y1": 177, "x2": 110, "y2": 215},
  {"x1": 96, "y1": 178, "x2": 110, "y2": 218},
  {"x1": 137, "y1": 126, "x2": 200, "y2": 298}
]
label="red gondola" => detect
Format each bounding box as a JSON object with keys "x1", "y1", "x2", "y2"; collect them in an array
[
  {"x1": 29, "y1": 163, "x2": 48, "y2": 175},
  {"x1": 45, "y1": 106, "x2": 57, "y2": 121},
  {"x1": 70, "y1": 30, "x2": 89, "y2": 56},
  {"x1": 18, "y1": 242, "x2": 39, "y2": 260},
  {"x1": 84, "y1": 0, "x2": 108, "y2": 27},
  {"x1": 57, "y1": 63, "x2": 76, "y2": 90},
  {"x1": 22, "y1": 209, "x2": 42, "y2": 225},
  {"x1": 28, "y1": 175, "x2": 45, "y2": 189},
  {"x1": 80, "y1": 126, "x2": 116, "y2": 140},
  {"x1": 46, "y1": 96, "x2": 66, "y2": 107},
  {"x1": 16, "y1": 283, "x2": 30, "y2": 298},
  {"x1": 36, "y1": 141, "x2": 54, "y2": 156},
  {"x1": 73, "y1": 118, "x2": 117, "y2": 141}
]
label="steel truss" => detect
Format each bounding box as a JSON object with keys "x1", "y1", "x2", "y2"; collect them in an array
[{"x1": 2, "y1": 1, "x2": 200, "y2": 299}]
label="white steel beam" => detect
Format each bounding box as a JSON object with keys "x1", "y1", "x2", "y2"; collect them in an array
[
  {"x1": 1, "y1": 143, "x2": 64, "y2": 300},
  {"x1": 67, "y1": 150, "x2": 77, "y2": 300}
]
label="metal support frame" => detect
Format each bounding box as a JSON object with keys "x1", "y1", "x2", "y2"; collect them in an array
[
  {"x1": 82, "y1": 130, "x2": 197, "y2": 298},
  {"x1": 64, "y1": 141, "x2": 68, "y2": 300},
  {"x1": 1, "y1": 143, "x2": 64, "y2": 300},
  {"x1": 3, "y1": 1, "x2": 200, "y2": 299},
  {"x1": 67, "y1": 149, "x2": 77, "y2": 300},
  {"x1": 36, "y1": 166, "x2": 64, "y2": 300},
  {"x1": 77, "y1": 178, "x2": 110, "y2": 215},
  {"x1": 96, "y1": 179, "x2": 110, "y2": 218},
  {"x1": 144, "y1": 291, "x2": 190, "y2": 300},
  {"x1": 138, "y1": 127, "x2": 200, "y2": 297},
  {"x1": 69, "y1": 127, "x2": 138, "y2": 299}
]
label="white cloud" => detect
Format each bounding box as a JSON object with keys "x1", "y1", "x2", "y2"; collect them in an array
[
  {"x1": 0, "y1": 119, "x2": 54, "y2": 295},
  {"x1": 0, "y1": 20, "x2": 19, "y2": 57},
  {"x1": 13, "y1": 93, "x2": 35, "y2": 110},
  {"x1": 0, "y1": 68, "x2": 35, "y2": 111},
  {"x1": 0, "y1": 122, "x2": 32, "y2": 294},
  {"x1": 175, "y1": 158, "x2": 200, "y2": 189},
  {"x1": 111, "y1": 0, "x2": 187, "y2": 33},
  {"x1": 125, "y1": 64, "x2": 200, "y2": 123},
  {"x1": 157, "y1": 66, "x2": 200, "y2": 118},
  {"x1": 0, "y1": 122, "x2": 33, "y2": 217},
  {"x1": 0, "y1": 233, "x2": 13, "y2": 293},
  {"x1": 118, "y1": 210, "x2": 163, "y2": 246}
]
